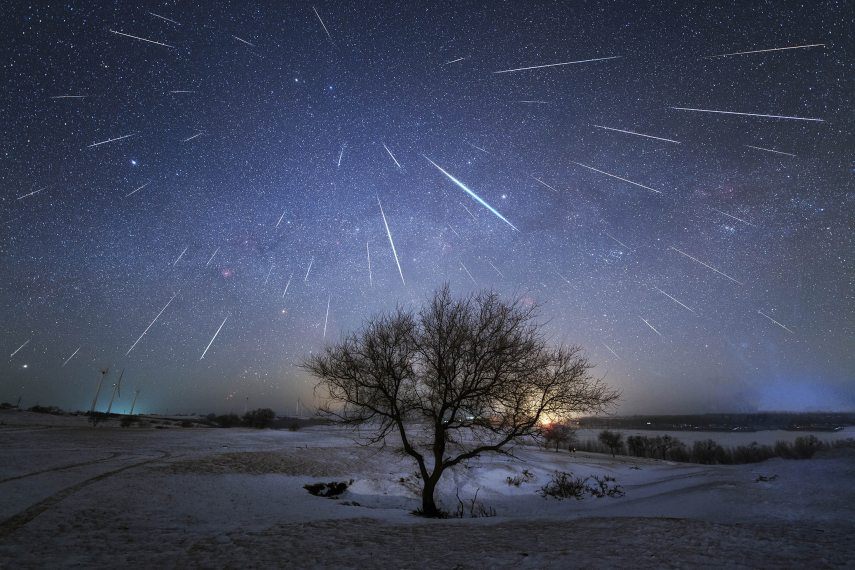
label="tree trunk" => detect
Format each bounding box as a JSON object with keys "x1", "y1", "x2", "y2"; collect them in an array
[{"x1": 420, "y1": 475, "x2": 442, "y2": 517}]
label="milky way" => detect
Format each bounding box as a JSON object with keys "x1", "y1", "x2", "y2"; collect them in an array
[{"x1": 2, "y1": 2, "x2": 853, "y2": 414}]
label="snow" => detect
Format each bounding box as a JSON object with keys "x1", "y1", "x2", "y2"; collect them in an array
[{"x1": 1, "y1": 410, "x2": 853, "y2": 568}]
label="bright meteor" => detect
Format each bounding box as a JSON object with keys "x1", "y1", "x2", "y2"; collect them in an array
[
  {"x1": 669, "y1": 107, "x2": 824, "y2": 122},
  {"x1": 422, "y1": 155, "x2": 519, "y2": 231},
  {"x1": 378, "y1": 198, "x2": 406, "y2": 285},
  {"x1": 493, "y1": 55, "x2": 621, "y2": 74}
]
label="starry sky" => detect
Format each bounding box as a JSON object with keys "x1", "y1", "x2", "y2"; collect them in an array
[{"x1": 2, "y1": 1, "x2": 853, "y2": 415}]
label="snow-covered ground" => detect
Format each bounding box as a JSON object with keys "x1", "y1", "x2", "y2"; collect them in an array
[{"x1": 1, "y1": 410, "x2": 853, "y2": 568}]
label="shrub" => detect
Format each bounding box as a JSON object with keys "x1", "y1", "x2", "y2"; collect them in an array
[
  {"x1": 304, "y1": 480, "x2": 352, "y2": 497},
  {"x1": 29, "y1": 405, "x2": 64, "y2": 415},
  {"x1": 538, "y1": 471, "x2": 588, "y2": 500},
  {"x1": 793, "y1": 435, "x2": 823, "y2": 459},
  {"x1": 598, "y1": 430, "x2": 625, "y2": 457},
  {"x1": 180, "y1": 420, "x2": 194, "y2": 428},
  {"x1": 506, "y1": 469, "x2": 535, "y2": 487},
  {"x1": 213, "y1": 413, "x2": 242, "y2": 428},
  {"x1": 453, "y1": 488, "x2": 496, "y2": 518},
  {"x1": 120, "y1": 416, "x2": 139, "y2": 428},
  {"x1": 692, "y1": 439, "x2": 729, "y2": 464},
  {"x1": 586, "y1": 475, "x2": 625, "y2": 498},
  {"x1": 243, "y1": 408, "x2": 276, "y2": 429}
]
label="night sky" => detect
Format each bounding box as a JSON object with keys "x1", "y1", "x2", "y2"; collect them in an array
[{"x1": 2, "y1": 1, "x2": 853, "y2": 415}]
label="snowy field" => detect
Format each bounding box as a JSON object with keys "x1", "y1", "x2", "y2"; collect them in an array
[{"x1": 1, "y1": 411, "x2": 853, "y2": 569}]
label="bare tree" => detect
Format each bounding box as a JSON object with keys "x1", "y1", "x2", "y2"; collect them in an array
[
  {"x1": 598, "y1": 429, "x2": 624, "y2": 457},
  {"x1": 303, "y1": 285, "x2": 619, "y2": 517}
]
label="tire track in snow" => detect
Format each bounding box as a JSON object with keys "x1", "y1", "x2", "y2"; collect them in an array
[
  {"x1": 0, "y1": 452, "x2": 123, "y2": 484},
  {"x1": 0, "y1": 451, "x2": 170, "y2": 538}
]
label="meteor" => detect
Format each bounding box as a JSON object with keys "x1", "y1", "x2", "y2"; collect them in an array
[
  {"x1": 493, "y1": 55, "x2": 621, "y2": 74},
  {"x1": 17, "y1": 186, "x2": 47, "y2": 200},
  {"x1": 592, "y1": 124, "x2": 680, "y2": 144},
  {"x1": 312, "y1": 6, "x2": 336, "y2": 47},
  {"x1": 366, "y1": 240, "x2": 373, "y2": 287},
  {"x1": 276, "y1": 210, "x2": 287, "y2": 228},
  {"x1": 231, "y1": 35, "x2": 255, "y2": 47},
  {"x1": 169, "y1": 90, "x2": 195, "y2": 94},
  {"x1": 383, "y1": 143, "x2": 402, "y2": 169},
  {"x1": 604, "y1": 232, "x2": 630, "y2": 250},
  {"x1": 460, "y1": 262, "x2": 477, "y2": 285},
  {"x1": 283, "y1": 273, "x2": 293, "y2": 297},
  {"x1": 206, "y1": 247, "x2": 219, "y2": 267},
  {"x1": 337, "y1": 144, "x2": 345, "y2": 167},
  {"x1": 466, "y1": 142, "x2": 489, "y2": 154},
  {"x1": 126, "y1": 292, "x2": 178, "y2": 355},
  {"x1": 639, "y1": 316, "x2": 662, "y2": 336},
  {"x1": 570, "y1": 161, "x2": 662, "y2": 194},
  {"x1": 62, "y1": 347, "x2": 81, "y2": 367},
  {"x1": 88, "y1": 133, "x2": 136, "y2": 148},
  {"x1": 172, "y1": 247, "x2": 188, "y2": 267},
  {"x1": 182, "y1": 132, "x2": 203, "y2": 143},
  {"x1": 654, "y1": 286, "x2": 696, "y2": 314},
  {"x1": 669, "y1": 107, "x2": 823, "y2": 122},
  {"x1": 444, "y1": 57, "x2": 465, "y2": 65},
  {"x1": 602, "y1": 343, "x2": 621, "y2": 359},
  {"x1": 487, "y1": 259, "x2": 504, "y2": 278},
  {"x1": 423, "y1": 155, "x2": 519, "y2": 231},
  {"x1": 378, "y1": 198, "x2": 406, "y2": 285},
  {"x1": 757, "y1": 310, "x2": 795, "y2": 334},
  {"x1": 531, "y1": 176, "x2": 559, "y2": 192},
  {"x1": 125, "y1": 181, "x2": 150, "y2": 197},
  {"x1": 460, "y1": 203, "x2": 477, "y2": 221},
  {"x1": 711, "y1": 208, "x2": 754, "y2": 227},
  {"x1": 264, "y1": 263, "x2": 274, "y2": 285},
  {"x1": 323, "y1": 295, "x2": 331, "y2": 339},
  {"x1": 703, "y1": 43, "x2": 824, "y2": 59},
  {"x1": 50, "y1": 95, "x2": 87, "y2": 99},
  {"x1": 668, "y1": 246, "x2": 743, "y2": 285},
  {"x1": 304, "y1": 257, "x2": 314, "y2": 282},
  {"x1": 10, "y1": 339, "x2": 30, "y2": 357},
  {"x1": 744, "y1": 145, "x2": 796, "y2": 157},
  {"x1": 148, "y1": 11, "x2": 180, "y2": 25},
  {"x1": 109, "y1": 29, "x2": 174, "y2": 49},
  {"x1": 200, "y1": 316, "x2": 229, "y2": 359}
]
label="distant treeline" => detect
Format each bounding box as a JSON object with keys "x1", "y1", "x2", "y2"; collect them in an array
[
  {"x1": 577, "y1": 430, "x2": 855, "y2": 464},
  {"x1": 578, "y1": 412, "x2": 854, "y2": 432}
]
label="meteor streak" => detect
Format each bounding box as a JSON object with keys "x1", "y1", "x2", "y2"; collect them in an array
[
  {"x1": 423, "y1": 155, "x2": 519, "y2": 231},
  {"x1": 639, "y1": 316, "x2": 662, "y2": 336},
  {"x1": 366, "y1": 240, "x2": 373, "y2": 287},
  {"x1": 323, "y1": 295, "x2": 331, "y2": 339},
  {"x1": 466, "y1": 142, "x2": 489, "y2": 154},
  {"x1": 378, "y1": 198, "x2": 406, "y2": 285},
  {"x1": 745, "y1": 145, "x2": 796, "y2": 157},
  {"x1": 531, "y1": 176, "x2": 558, "y2": 192},
  {"x1": 487, "y1": 259, "x2": 504, "y2": 278},
  {"x1": 570, "y1": 161, "x2": 662, "y2": 194},
  {"x1": 460, "y1": 203, "x2": 477, "y2": 221},
  {"x1": 148, "y1": 11, "x2": 180, "y2": 25},
  {"x1": 654, "y1": 286, "x2": 696, "y2": 314},
  {"x1": 337, "y1": 144, "x2": 345, "y2": 167},
  {"x1": 493, "y1": 55, "x2": 621, "y2": 74},
  {"x1": 125, "y1": 181, "x2": 150, "y2": 197},
  {"x1": 17, "y1": 187, "x2": 47, "y2": 200},
  {"x1": 182, "y1": 132, "x2": 203, "y2": 143},
  {"x1": 88, "y1": 133, "x2": 136, "y2": 148},
  {"x1": 108, "y1": 29, "x2": 174, "y2": 49},
  {"x1": 264, "y1": 263, "x2": 274, "y2": 285},
  {"x1": 62, "y1": 347, "x2": 81, "y2": 367},
  {"x1": 283, "y1": 273, "x2": 293, "y2": 297},
  {"x1": 10, "y1": 339, "x2": 30, "y2": 357},
  {"x1": 602, "y1": 343, "x2": 620, "y2": 359},
  {"x1": 200, "y1": 316, "x2": 228, "y2": 359},
  {"x1": 304, "y1": 257, "x2": 314, "y2": 282},
  {"x1": 668, "y1": 246, "x2": 743, "y2": 285},
  {"x1": 231, "y1": 35, "x2": 255, "y2": 47},
  {"x1": 383, "y1": 143, "x2": 402, "y2": 169},
  {"x1": 50, "y1": 95, "x2": 87, "y2": 99},
  {"x1": 206, "y1": 248, "x2": 219, "y2": 266},
  {"x1": 444, "y1": 57, "x2": 465, "y2": 65},
  {"x1": 712, "y1": 208, "x2": 754, "y2": 227},
  {"x1": 169, "y1": 90, "x2": 195, "y2": 94},
  {"x1": 757, "y1": 310, "x2": 795, "y2": 334},
  {"x1": 669, "y1": 107, "x2": 823, "y2": 122},
  {"x1": 276, "y1": 210, "x2": 287, "y2": 228},
  {"x1": 592, "y1": 124, "x2": 680, "y2": 144},
  {"x1": 126, "y1": 292, "x2": 178, "y2": 355},
  {"x1": 172, "y1": 247, "x2": 187, "y2": 267},
  {"x1": 604, "y1": 232, "x2": 630, "y2": 250},
  {"x1": 460, "y1": 262, "x2": 477, "y2": 285},
  {"x1": 312, "y1": 6, "x2": 336, "y2": 47},
  {"x1": 703, "y1": 43, "x2": 824, "y2": 58}
]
